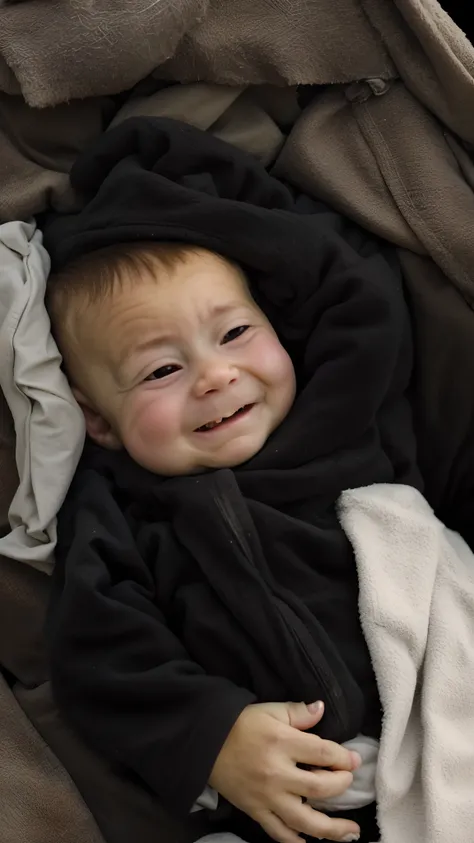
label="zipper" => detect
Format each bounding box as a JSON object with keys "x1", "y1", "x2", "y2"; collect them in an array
[
  {"x1": 345, "y1": 77, "x2": 392, "y2": 104},
  {"x1": 214, "y1": 491, "x2": 350, "y2": 736}
]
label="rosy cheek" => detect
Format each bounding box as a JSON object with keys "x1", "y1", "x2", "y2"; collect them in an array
[
  {"x1": 121, "y1": 391, "x2": 180, "y2": 448},
  {"x1": 250, "y1": 335, "x2": 295, "y2": 384}
]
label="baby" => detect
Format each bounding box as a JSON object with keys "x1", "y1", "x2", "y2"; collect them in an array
[{"x1": 46, "y1": 240, "x2": 379, "y2": 843}]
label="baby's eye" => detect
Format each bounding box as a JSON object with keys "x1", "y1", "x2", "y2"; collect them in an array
[
  {"x1": 144, "y1": 365, "x2": 181, "y2": 381},
  {"x1": 222, "y1": 325, "x2": 250, "y2": 344}
]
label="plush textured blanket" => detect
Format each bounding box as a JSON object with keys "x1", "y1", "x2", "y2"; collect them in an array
[{"x1": 340, "y1": 484, "x2": 474, "y2": 843}]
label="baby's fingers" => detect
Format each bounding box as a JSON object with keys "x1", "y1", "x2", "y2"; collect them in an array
[
  {"x1": 295, "y1": 768, "x2": 354, "y2": 802},
  {"x1": 259, "y1": 811, "x2": 303, "y2": 843},
  {"x1": 292, "y1": 731, "x2": 361, "y2": 772},
  {"x1": 275, "y1": 799, "x2": 360, "y2": 842}
]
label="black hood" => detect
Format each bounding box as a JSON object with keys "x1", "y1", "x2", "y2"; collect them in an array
[{"x1": 43, "y1": 116, "x2": 417, "y2": 472}]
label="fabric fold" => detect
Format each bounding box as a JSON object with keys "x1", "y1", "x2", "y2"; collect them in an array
[{"x1": 0, "y1": 221, "x2": 85, "y2": 573}]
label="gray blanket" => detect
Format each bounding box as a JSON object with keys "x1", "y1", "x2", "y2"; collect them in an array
[{"x1": 0, "y1": 222, "x2": 84, "y2": 573}]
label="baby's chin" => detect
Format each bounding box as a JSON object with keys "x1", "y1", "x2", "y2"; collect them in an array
[
  {"x1": 134, "y1": 434, "x2": 267, "y2": 477},
  {"x1": 192, "y1": 433, "x2": 268, "y2": 473}
]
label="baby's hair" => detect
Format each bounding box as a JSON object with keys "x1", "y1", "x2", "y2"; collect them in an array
[{"x1": 46, "y1": 241, "x2": 206, "y2": 321}]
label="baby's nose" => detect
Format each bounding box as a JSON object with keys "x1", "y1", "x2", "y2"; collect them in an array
[{"x1": 195, "y1": 361, "x2": 238, "y2": 394}]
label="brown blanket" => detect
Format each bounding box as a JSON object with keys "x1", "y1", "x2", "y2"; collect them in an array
[
  {"x1": 0, "y1": 0, "x2": 209, "y2": 107},
  {"x1": 0, "y1": 673, "x2": 104, "y2": 843},
  {"x1": 0, "y1": 555, "x2": 104, "y2": 843}
]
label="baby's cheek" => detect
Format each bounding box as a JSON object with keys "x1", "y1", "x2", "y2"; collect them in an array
[
  {"x1": 122, "y1": 394, "x2": 179, "y2": 452},
  {"x1": 255, "y1": 336, "x2": 296, "y2": 387}
]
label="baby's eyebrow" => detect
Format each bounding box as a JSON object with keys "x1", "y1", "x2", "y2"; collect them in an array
[
  {"x1": 208, "y1": 302, "x2": 244, "y2": 317},
  {"x1": 114, "y1": 335, "x2": 173, "y2": 377}
]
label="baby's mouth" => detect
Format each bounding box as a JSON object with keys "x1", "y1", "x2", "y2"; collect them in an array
[{"x1": 195, "y1": 404, "x2": 254, "y2": 432}]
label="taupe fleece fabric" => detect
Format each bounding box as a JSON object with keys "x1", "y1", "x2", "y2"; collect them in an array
[
  {"x1": 161, "y1": 0, "x2": 394, "y2": 87},
  {"x1": 0, "y1": 0, "x2": 209, "y2": 107},
  {"x1": 274, "y1": 78, "x2": 474, "y2": 303},
  {"x1": 0, "y1": 669, "x2": 105, "y2": 843}
]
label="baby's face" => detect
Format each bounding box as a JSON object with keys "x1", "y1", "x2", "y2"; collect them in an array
[{"x1": 72, "y1": 250, "x2": 296, "y2": 475}]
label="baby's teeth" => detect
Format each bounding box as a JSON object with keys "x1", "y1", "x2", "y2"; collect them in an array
[{"x1": 200, "y1": 417, "x2": 225, "y2": 431}]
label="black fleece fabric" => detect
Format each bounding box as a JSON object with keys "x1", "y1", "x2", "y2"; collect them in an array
[{"x1": 44, "y1": 118, "x2": 420, "y2": 821}]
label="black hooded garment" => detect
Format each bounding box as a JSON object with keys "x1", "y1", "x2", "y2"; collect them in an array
[{"x1": 43, "y1": 118, "x2": 420, "y2": 820}]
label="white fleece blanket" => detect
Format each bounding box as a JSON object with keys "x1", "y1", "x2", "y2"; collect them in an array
[{"x1": 339, "y1": 484, "x2": 474, "y2": 843}]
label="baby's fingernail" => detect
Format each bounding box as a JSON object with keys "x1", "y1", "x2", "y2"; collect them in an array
[
  {"x1": 350, "y1": 750, "x2": 362, "y2": 769},
  {"x1": 308, "y1": 700, "x2": 324, "y2": 714},
  {"x1": 342, "y1": 834, "x2": 360, "y2": 842}
]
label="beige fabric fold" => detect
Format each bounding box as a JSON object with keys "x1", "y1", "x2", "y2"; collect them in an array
[
  {"x1": 110, "y1": 82, "x2": 297, "y2": 167},
  {"x1": 0, "y1": 93, "x2": 110, "y2": 224},
  {"x1": 0, "y1": 81, "x2": 296, "y2": 223}
]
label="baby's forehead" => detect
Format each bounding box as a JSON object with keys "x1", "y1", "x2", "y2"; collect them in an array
[
  {"x1": 78, "y1": 255, "x2": 253, "y2": 342},
  {"x1": 114, "y1": 249, "x2": 253, "y2": 307},
  {"x1": 66, "y1": 247, "x2": 255, "y2": 347}
]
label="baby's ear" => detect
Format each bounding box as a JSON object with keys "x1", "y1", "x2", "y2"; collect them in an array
[{"x1": 72, "y1": 388, "x2": 122, "y2": 451}]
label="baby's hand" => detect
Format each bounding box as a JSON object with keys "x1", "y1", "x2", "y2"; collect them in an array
[{"x1": 209, "y1": 700, "x2": 361, "y2": 843}]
